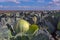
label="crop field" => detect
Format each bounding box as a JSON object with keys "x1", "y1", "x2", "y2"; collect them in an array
[{"x1": 0, "y1": 11, "x2": 60, "y2": 40}]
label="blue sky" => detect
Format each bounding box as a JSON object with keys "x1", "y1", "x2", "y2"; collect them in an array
[{"x1": 0, "y1": 0, "x2": 60, "y2": 10}]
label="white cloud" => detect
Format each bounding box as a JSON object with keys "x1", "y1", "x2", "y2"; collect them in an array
[
  {"x1": 0, "y1": 5, "x2": 3, "y2": 8},
  {"x1": 0, "y1": 0, "x2": 20, "y2": 3},
  {"x1": 52, "y1": 0, "x2": 60, "y2": 2},
  {"x1": 19, "y1": 0, "x2": 30, "y2": 2},
  {"x1": 49, "y1": 0, "x2": 60, "y2": 6},
  {"x1": 0, "y1": 5, "x2": 46, "y2": 10},
  {"x1": 0, "y1": 0, "x2": 45, "y2": 3},
  {"x1": 0, "y1": 5, "x2": 60, "y2": 10},
  {"x1": 37, "y1": 0, "x2": 45, "y2": 3},
  {"x1": 0, "y1": 0, "x2": 33, "y2": 3}
]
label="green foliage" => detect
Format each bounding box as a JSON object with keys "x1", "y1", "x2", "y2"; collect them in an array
[
  {"x1": 15, "y1": 36, "x2": 29, "y2": 40},
  {"x1": 26, "y1": 24, "x2": 39, "y2": 35},
  {"x1": 54, "y1": 13, "x2": 60, "y2": 17},
  {"x1": 57, "y1": 21, "x2": 60, "y2": 30},
  {"x1": 7, "y1": 19, "x2": 39, "y2": 40},
  {"x1": 31, "y1": 33, "x2": 49, "y2": 40}
]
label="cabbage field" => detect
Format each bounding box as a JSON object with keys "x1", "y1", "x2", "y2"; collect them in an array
[{"x1": 0, "y1": 11, "x2": 60, "y2": 40}]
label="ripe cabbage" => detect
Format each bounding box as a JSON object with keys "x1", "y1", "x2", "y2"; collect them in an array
[{"x1": 13, "y1": 19, "x2": 30, "y2": 34}]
